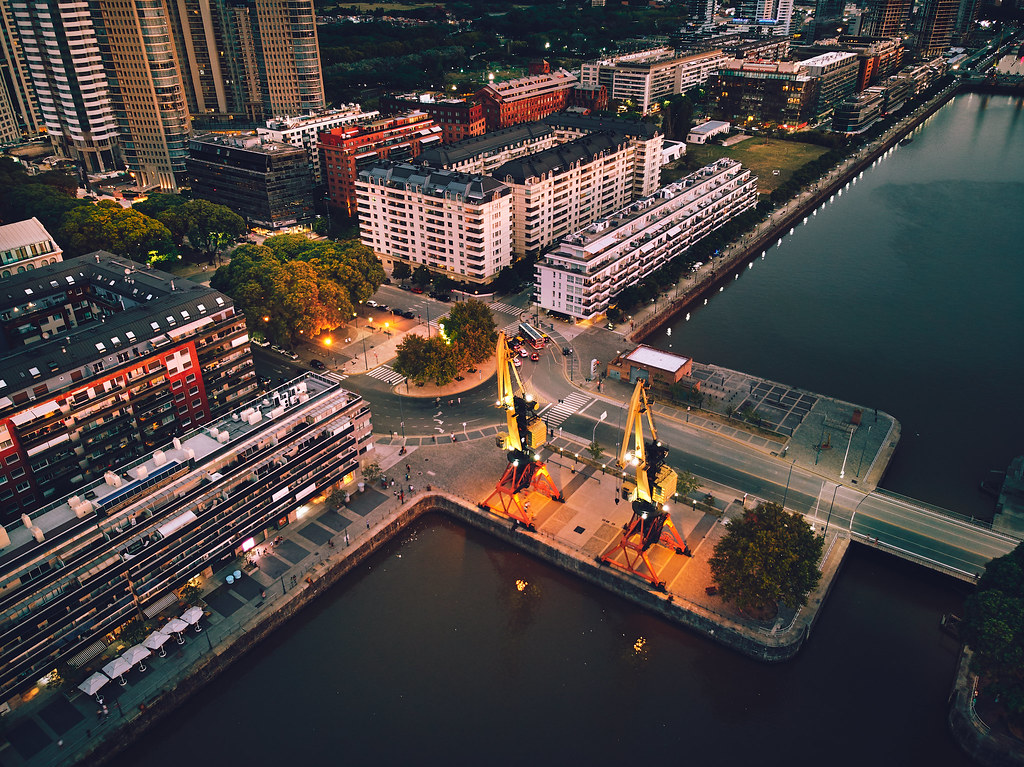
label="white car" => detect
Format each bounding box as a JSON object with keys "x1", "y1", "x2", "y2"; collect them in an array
[
  {"x1": 251, "y1": 338, "x2": 270, "y2": 348},
  {"x1": 366, "y1": 300, "x2": 380, "y2": 308}
]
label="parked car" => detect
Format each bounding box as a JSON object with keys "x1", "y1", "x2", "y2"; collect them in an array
[
  {"x1": 411, "y1": 286, "x2": 424, "y2": 294},
  {"x1": 271, "y1": 345, "x2": 284, "y2": 354},
  {"x1": 366, "y1": 300, "x2": 380, "y2": 308},
  {"x1": 431, "y1": 292, "x2": 451, "y2": 302},
  {"x1": 401, "y1": 310, "x2": 416, "y2": 319},
  {"x1": 399, "y1": 284, "x2": 412, "y2": 291},
  {"x1": 284, "y1": 350, "x2": 299, "y2": 361},
  {"x1": 251, "y1": 337, "x2": 270, "y2": 348},
  {"x1": 513, "y1": 357, "x2": 522, "y2": 367},
  {"x1": 310, "y1": 359, "x2": 326, "y2": 371},
  {"x1": 519, "y1": 347, "x2": 529, "y2": 358}
]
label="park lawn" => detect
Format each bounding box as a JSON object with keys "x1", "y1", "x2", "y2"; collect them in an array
[{"x1": 686, "y1": 138, "x2": 829, "y2": 195}]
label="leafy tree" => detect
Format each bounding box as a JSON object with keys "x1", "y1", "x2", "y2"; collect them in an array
[
  {"x1": 443, "y1": 299, "x2": 497, "y2": 366},
  {"x1": 423, "y1": 335, "x2": 458, "y2": 386},
  {"x1": 412, "y1": 264, "x2": 432, "y2": 288},
  {"x1": 587, "y1": 441, "x2": 604, "y2": 460},
  {"x1": 392, "y1": 261, "x2": 412, "y2": 281},
  {"x1": 677, "y1": 470, "x2": 700, "y2": 497},
  {"x1": 312, "y1": 217, "x2": 329, "y2": 236},
  {"x1": 394, "y1": 333, "x2": 431, "y2": 384},
  {"x1": 962, "y1": 543, "x2": 1024, "y2": 716},
  {"x1": 179, "y1": 583, "x2": 202, "y2": 605},
  {"x1": 0, "y1": 181, "x2": 88, "y2": 230},
  {"x1": 362, "y1": 461, "x2": 383, "y2": 483},
  {"x1": 709, "y1": 502, "x2": 823, "y2": 613},
  {"x1": 158, "y1": 199, "x2": 244, "y2": 262},
  {"x1": 432, "y1": 272, "x2": 455, "y2": 293},
  {"x1": 132, "y1": 192, "x2": 184, "y2": 218},
  {"x1": 57, "y1": 201, "x2": 177, "y2": 262}
]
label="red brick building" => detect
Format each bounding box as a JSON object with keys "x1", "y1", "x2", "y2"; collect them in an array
[
  {"x1": 476, "y1": 62, "x2": 579, "y2": 130},
  {"x1": 319, "y1": 112, "x2": 442, "y2": 215},
  {"x1": 568, "y1": 84, "x2": 609, "y2": 113},
  {"x1": 380, "y1": 94, "x2": 486, "y2": 144}
]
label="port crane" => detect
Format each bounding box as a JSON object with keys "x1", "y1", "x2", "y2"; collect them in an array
[
  {"x1": 600, "y1": 379, "x2": 689, "y2": 590},
  {"x1": 480, "y1": 332, "x2": 563, "y2": 528}
]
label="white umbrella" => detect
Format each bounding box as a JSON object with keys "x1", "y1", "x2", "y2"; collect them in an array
[
  {"x1": 78, "y1": 671, "x2": 110, "y2": 697},
  {"x1": 164, "y1": 617, "x2": 188, "y2": 644},
  {"x1": 180, "y1": 606, "x2": 204, "y2": 632},
  {"x1": 143, "y1": 629, "x2": 172, "y2": 657},
  {"x1": 102, "y1": 656, "x2": 132, "y2": 685},
  {"x1": 122, "y1": 644, "x2": 152, "y2": 672}
]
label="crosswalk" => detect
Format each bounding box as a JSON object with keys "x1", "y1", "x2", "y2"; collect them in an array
[
  {"x1": 427, "y1": 313, "x2": 449, "y2": 329},
  {"x1": 488, "y1": 302, "x2": 520, "y2": 316},
  {"x1": 500, "y1": 320, "x2": 521, "y2": 336},
  {"x1": 324, "y1": 371, "x2": 348, "y2": 383},
  {"x1": 366, "y1": 365, "x2": 406, "y2": 385},
  {"x1": 538, "y1": 391, "x2": 592, "y2": 428}
]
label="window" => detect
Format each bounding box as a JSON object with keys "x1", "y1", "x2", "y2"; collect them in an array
[
  {"x1": 185, "y1": 373, "x2": 196, "y2": 384},
  {"x1": 191, "y1": 400, "x2": 202, "y2": 409},
  {"x1": 6, "y1": 455, "x2": 20, "y2": 466},
  {"x1": 15, "y1": 481, "x2": 30, "y2": 493},
  {"x1": 188, "y1": 386, "x2": 199, "y2": 396}
]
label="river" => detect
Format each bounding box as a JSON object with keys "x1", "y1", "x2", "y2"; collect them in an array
[
  {"x1": 655, "y1": 93, "x2": 1024, "y2": 519},
  {"x1": 108, "y1": 95, "x2": 1020, "y2": 766}
]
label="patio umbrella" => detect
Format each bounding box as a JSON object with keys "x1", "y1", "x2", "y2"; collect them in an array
[
  {"x1": 164, "y1": 617, "x2": 188, "y2": 644},
  {"x1": 143, "y1": 629, "x2": 172, "y2": 657},
  {"x1": 78, "y1": 671, "x2": 110, "y2": 697},
  {"x1": 180, "y1": 606, "x2": 204, "y2": 632},
  {"x1": 122, "y1": 644, "x2": 152, "y2": 672},
  {"x1": 102, "y1": 656, "x2": 133, "y2": 686}
]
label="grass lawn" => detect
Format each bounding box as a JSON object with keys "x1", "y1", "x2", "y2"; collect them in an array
[{"x1": 682, "y1": 138, "x2": 829, "y2": 195}]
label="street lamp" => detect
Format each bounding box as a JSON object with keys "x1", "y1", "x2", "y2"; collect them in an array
[
  {"x1": 840, "y1": 427, "x2": 855, "y2": 480},
  {"x1": 592, "y1": 410, "x2": 607, "y2": 445},
  {"x1": 323, "y1": 336, "x2": 334, "y2": 364},
  {"x1": 782, "y1": 458, "x2": 796, "y2": 508}
]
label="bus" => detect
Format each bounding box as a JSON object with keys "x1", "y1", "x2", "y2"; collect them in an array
[{"x1": 518, "y1": 322, "x2": 545, "y2": 350}]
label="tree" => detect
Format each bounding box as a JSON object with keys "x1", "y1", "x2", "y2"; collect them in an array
[
  {"x1": 392, "y1": 261, "x2": 412, "y2": 281},
  {"x1": 412, "y1": 264, "x2": 432, "y2": 288},
  {"x1": 677, "y1": 470, "x2": 700, "y2": 497},
  {"x1": 443, "y1": 299, "x2": 497, "y2": 366},
  {"x1": 709, "y1": 502, "x2": 823, "y2": 613},
  {"x1": 423, "y1": 335, "x2": 458, "y2": 386},
  {"x1": 394, "y1": 333, "x2": 431, "y2": 385},
  {"x1": 158, "y1": 199, "x2": 244, "y2": 262},
  {"x1": 362, "y1": 460, "x2": 383, "y2": 483},
  {"x1": 962, "y1": 543, "x2": 1024, "y2": 716},
  {"x1": 132, "y1": 192, "x2": 185, "y2": 218},
  {"x1": 587, "y1": 441, "x2": 604, "y2": 460},
  {"x1": 179, "y1": 583, "x2": 202, "y2": 605},
  {"x1": 57, "y1": 201, "x2": 177, "y2": 262}
]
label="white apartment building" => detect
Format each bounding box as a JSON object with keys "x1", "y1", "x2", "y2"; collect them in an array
[
  {"x1": 536, "y1": 159, "x2": 757, "y2": 320},
  {"x1": 257, "y1": 105, "x2": 379, "y2": 184},
  {"x1": 0, "y1": 217, "x2": 61, "y2": 278},
  {"x1": 416, "y1": 122, "x2": 559, "y2": 176},
  {"x1": 357, "y1": 163, "x2": 512, "y2": 284},
  {"x1": 493, "y1": 133, "x2": 639, "y2": 259},
  {"x1": 580, "y1": 48, "x2": 727, "y2": 114}
]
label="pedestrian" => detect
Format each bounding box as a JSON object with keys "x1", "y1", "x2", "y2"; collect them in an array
[
  {"x1": 457, "y1": 397, "x2": 461, "y2": 405},
  {"x1": 406, "y1": 464, "x2": 410, "y2": 473},
  {"x1": 58, "y1": 739, "x2": 64, "y2": 749},
  {"x1": 400, "y1": 491, "x2": 405, "y2": 503},
  {"x1": 344, "y1": 532, "x2": 350, "y2": 546}
]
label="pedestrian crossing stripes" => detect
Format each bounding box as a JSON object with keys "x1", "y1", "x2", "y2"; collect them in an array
[
  {"x1": 488, "y1": 302, "x2": 520, "y2": 316},
  {"x1": 537, "y1": 391, "x2": 592, "y2": 428},
  {"x1": 501, "y1": 321, "x2": 520, "y2": 336},
  {"x1": 324, "y1": 371, "x2": 348, "y2": 383},
  {"x1": 366, "y1": 365, "x2": 406, "y2": 385},
  {"x1": 427, "y1": 313, "x2": 449, "y2": 328}
]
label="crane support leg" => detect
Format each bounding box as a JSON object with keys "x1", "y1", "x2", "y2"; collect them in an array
[{"x1": 599, "y1": 512, "x2": 688, "y2": 591}]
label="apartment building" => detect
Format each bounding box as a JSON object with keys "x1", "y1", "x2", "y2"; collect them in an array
[
  {"x1": 0, "y1": 218, "x2": 62, "y2": 278},
  {"x1": 0, "y1": 1, "x2": 40, "y2": 143},
  {"x1": 476, "y1": 63, "x2": 579, "y2": 130},
  {"x1": 417, "y1": 122, "x2": 560, "y2": 176},
  {"x1": 493, "y1": 133, "x2": 638, "y2": 260},
  {"x1": 320, "y1": 112, "x2": 442, "y2": 216},
  {"x1": 0, "y1": 253, "x2": 258, "y2": 520},
  {"x1": 832, "y1": 89, "x2": 884, "y2": 133},
  {"x1": 187, "y1": 134, "x2": 316, "y2": 231},
  {"x1": 796, "y1": 36, "x2": 904, "y2": 90},
  {"x1": 0, "y1": 373, "x2": 371, "y2": 706},
  {"x1": 357, "y1": 163, "x2": 512, "y2": 284},
  {"x1": 11, "y1": 1, "x2": 122, "y2": 174},
  {"x1": 580, "y1": 48, "x2": 727, "y2": 115},
  {"x1": 800, "y1": 51, "x2": 859, "y2": 122},
  {"x1": 256, "y1": 106, "x2": 378, "y2": 185},
  {"x1": 915, "y1": 0, "x2": 960, "y2": 57},
  {"x1": 381, "y1": 93, "x2": 486, "y2": 144},
  {"x1": 535, "y1": 159, "x2": 757, "y2": 320},
  {"x1": 863, "y1": 0, "x2": 912, "y2": 37}
]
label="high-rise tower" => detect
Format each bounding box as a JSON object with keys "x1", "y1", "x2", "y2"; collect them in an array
[
  {"x1": 863, "y1": 0, "x2": 912, "y2": 37},
  {"x1": 0, "y1": 1, "x2": 41, "y2": 142}
]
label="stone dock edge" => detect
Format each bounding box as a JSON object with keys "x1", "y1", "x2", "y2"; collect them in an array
[
  {"x1": 85, "y1": 492, "x2": 849, "y2": 766},
  {"x1": 948, "y1": 648, "x2": 1024, "y2": 766}
]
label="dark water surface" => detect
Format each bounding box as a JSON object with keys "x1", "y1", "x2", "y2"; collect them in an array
[
  {"x1": 108, "y1": 96, "x2": 1019, "y2": 767},
  {"x1": 654, "y1": 94, "x2": 1024, "y2": 518},
  {"x1": 111, "y1": 516, "x2": 971, "y2": 766}
]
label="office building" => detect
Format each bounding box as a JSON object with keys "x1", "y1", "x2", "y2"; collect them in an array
[
  {"x1": 863, "y1": 0, "x2": 912, "y2": 37},
  {"x1": 494, "y1": 133, "x2": 641, "y2": 259},
  {"x1": 0, "y1": 373, "x2": 371, "y2": 706},
  {"x1": 187, "y1": 134, "x2": 316, "y2": 231},
  {"x1": 257, "y1": 106, "x2": 380, "y2": 185},
  {"x1": 0, "y1": 253, "x2": 258, "y2": 520},
  {"x1": 0, "y1": 218, "x2": 62, "y2": 278},
  {"x1": 916, "y1": 0, "x2": 960, "y2": 56},
  {"x1": 476, "y1": 63, "x2": 578, "y2": 130},
  {"x1": 800, "y1": 51, "x2": 859, "y2": 122},
  {"x1": 832, "y1": 89, "x2": 884, "y2": 132},
  {"x1": 710, "y1": 60, "x2": 818, "y2": 130},
  {"x1": 319, "y1": 112, "x2": 442, "y2": 216},
  {"x1": 11, "y1": 1, "x2": 122, "y2": 175},
  {"x1": 535, "y1": 159, "x2": 757, "y2": 320},
  {"x1": 952, "y1": 0, "x2": 980, "y2": 44},
  {"x1": 733, "y1": 0, "x2": 796, "y2": 34},
  {"x1": 814, "y1": 0, "x2": 848, "y2": 39},
  {"x1": 580, "y1": 48, "x2": 727, "y2": 115},
  {"x1": 357, "y1": 163, "x2": 512, "y2": 283},
  {"x1": 381, "y1": 93, "x2": 486, "y2": 145}
]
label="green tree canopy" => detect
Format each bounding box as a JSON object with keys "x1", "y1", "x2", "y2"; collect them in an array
[
  {"x1": 158, "y1": 199, "x2": 244, "y2": 260},
  {"x1": 962, "y1": 543, "x2": 1024, "y2": 715},
  {"x1": 709, "y1": 502, "x2": 823, "y2": 613},
  {"x1": 412, "y1": 264, "x2": 432, "y2": 287},
  {"x1": 443, "y1": 299, "x2": 497, "y2": 366},
  {"x1": 211, "y1": 238, "x2": 384, "y2": 346},
  {"x1": 57, "y1": 201, "x2": 177, "y2": 262},
  {"x1": 394, "y1": 333, "x2": 458, "y2": 386},
  {"x1": 132, "y1": 192, "x2": 186, "y2": 218},
  {"x1": 391, "y1": 261, "x2": 412, "y2": 281}
]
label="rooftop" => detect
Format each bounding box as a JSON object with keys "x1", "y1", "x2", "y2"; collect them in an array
[
  {"x1": 0, "y1": 374, "x2": 347, "y2": 569},
  {"x1": 543, "y1": 111, "x2": 661, "y2": 140},
  {"x1": 0, "y1": 218, "x2": 54, "y2": 251},
  {"x1": 491, "y1": 133, "x2": 628, "y2": 185},
  {"x1": 689, "y1": 120, "x2": 730, "y2": 135},
  {"x1": 358, "y1": 162, "x2": 509, "y2": 202},
  {"x1": 190, "y1": 133, "x2": 302, "y2": 155},
  {"x1": 626, "y1": 345, "x2": 691, "y2": 374},
  {"x1": 799, "y1": 50, "x2": 858, "y2": 69},
  {"x1": 417, "y1": 122, "x2": 555, "y2": 167}
]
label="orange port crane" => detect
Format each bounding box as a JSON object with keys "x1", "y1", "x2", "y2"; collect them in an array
[
  {"x1": 600, "y1": 379, "x2": 689, "y2": 590},
  {"x1": 480, "y1": 332, "x2": 563, "y2": 529}
]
